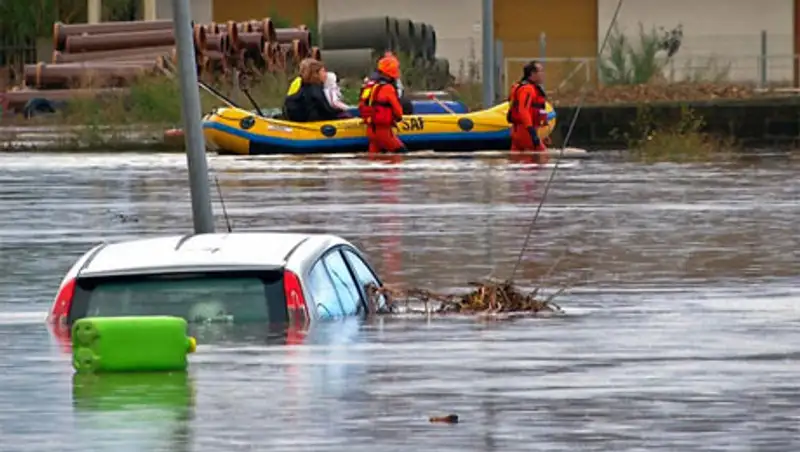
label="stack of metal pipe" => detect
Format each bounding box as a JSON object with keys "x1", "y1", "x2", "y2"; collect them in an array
[{"x1": 318, "y1": 17, "x2": 449, "y2": 88}]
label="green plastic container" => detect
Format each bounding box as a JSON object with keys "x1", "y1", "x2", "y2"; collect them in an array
[{"x1": 72, "y1": 316, "x2": 197, "y2": 373}]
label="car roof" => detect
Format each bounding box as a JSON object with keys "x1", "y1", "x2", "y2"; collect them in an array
[{"x1": 78, "y1": 232, "x2": 348, "y2": 277}]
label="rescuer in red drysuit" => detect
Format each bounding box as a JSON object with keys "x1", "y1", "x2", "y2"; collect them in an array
[
  {"x1": 507, "y1": 60, "x2": 550, "y2": 164},
  {"x1": 358, "y1": 54, "x2": 407, "y2": 154}
]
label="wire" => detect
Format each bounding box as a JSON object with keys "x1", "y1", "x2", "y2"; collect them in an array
[
  {"x1": 213, "y1": 175, "x2": 233, "y2": 232},
  {"x1": 509, "y1": 0, "x2": 625, "y2": 281}
]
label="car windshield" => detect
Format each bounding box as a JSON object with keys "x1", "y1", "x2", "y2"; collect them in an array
[{"x1": 70, "y1": 270, "x2": 287, "y2": 324}]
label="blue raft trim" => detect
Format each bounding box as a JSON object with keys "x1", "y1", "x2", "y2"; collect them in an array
[
  {"x1": 202, "y1": 109, "x2": 555, "y2": 154},
  {"x1": 204, "y1": 121, "x2": 511, "y2": 148}
]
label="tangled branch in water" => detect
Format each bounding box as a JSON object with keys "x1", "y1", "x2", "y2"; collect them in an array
[{"x1": 365, "y1": 278, "x2": 565, "y2": 318}]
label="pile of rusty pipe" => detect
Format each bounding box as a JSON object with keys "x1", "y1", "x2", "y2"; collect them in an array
[
  {"x1": 234, "y1": 32, "x2": 267, "y2": 55},
  {"x1": 23, "y1": 61, "x2": 161, "y2": 89},
  {"x1": 52, "y1": 46, "x2": 175, "y2": 63},
  {"x1": 206, "y1": 33, "x2": 231, "y2": 54},
  {"x1": 53, "y1": 19, "x2": 174, "y2": 51},
  {"x1": 275, "y1": 26, "x2": 310, "y2": 46},
  {"x1": 63, "y1": 27, "x2": 207, "y2": 54},
  {"x1": 279, "y1": 39, "x2": 311, "y2": 64}
]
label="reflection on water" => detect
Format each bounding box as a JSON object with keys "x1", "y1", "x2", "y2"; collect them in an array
[
  {"x1": 0, "y1": 153, "x2": 799, "y2": 451},
  {"x1": 72, "y1": 372, "x2": 193, "y2": 452}
]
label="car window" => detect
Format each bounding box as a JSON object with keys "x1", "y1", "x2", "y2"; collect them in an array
[
  {"x1": 342, "y1": 249, "x2": 381, "y2": 287},
  {"x1": 342, "y1": 249, "x2": 386, "y2": 309},
  {"x1": 71, "y1": 271, "x2": 286, "y2": 324},
  {"x1": 323, "y1": 251, "x2": 362, "y2": 315},
  {"x1": 306, "y1": 260, "x2": 344, "y2": 319}
]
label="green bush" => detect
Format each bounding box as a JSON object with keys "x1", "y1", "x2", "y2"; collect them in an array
[
  {"x1": 599, "y1": 23, "x2": 681, "y2": 85},
  {"x1": 613, "y1": 105, "x2": 735, "y2": 162}
]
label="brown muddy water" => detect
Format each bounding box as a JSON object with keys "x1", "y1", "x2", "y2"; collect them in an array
[{"x1": 0, "y1": 152, "x2": 798, "y2": 452}]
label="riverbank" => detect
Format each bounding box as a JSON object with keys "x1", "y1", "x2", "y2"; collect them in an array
[
  {"x1": 553, "y1": 95, "x2": 800, "y2": 150},
  {"x1": 3, "y1": 76, "x2": 800, "y2": 154}
]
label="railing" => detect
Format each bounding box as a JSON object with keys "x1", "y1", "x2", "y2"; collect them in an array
[
  {"x1": 0, "y1": 28, "x2": 37, "y2": 88},
  {"x1": 434, "y1": 32, "x2": 799, "y2": 89},
  {"x1": 503, "y1": 57, "x2": 593, "y2": 92},
  {"x1": 497, "y1": 54, "x2": 800, "y2": 93}
]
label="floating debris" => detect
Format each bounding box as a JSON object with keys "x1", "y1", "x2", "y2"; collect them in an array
[
  {"x1": 366, "y1": 278, "x2": 565, "y2": 318},
  {"x1": 429, "y1": 414, "x2": 459, "y2": 424}
]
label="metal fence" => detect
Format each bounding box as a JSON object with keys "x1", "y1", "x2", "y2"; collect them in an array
[
  {"x1": 432, "y1": 32, "x2": 798, "y2": 89},
  {"x1": 0, "y1": 28, "x2": 37, "y2": 88}
]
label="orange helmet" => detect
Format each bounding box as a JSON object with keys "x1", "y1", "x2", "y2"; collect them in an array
[{"x1": 377, "y1": 54, "x2": 400, "y2": 79}]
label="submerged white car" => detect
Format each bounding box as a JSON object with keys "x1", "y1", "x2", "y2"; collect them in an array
[{"x1": 47, "y1": 232, "x2": 387, "y2": 330}]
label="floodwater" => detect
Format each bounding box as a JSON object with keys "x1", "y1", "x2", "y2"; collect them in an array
[{"x1": 0, "y1": 152, "x2": 799, "y2": 452}]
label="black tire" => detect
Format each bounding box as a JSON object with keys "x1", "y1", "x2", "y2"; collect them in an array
[{"x1": 22, "y1": 98, "x2": 58, "y2": 119}]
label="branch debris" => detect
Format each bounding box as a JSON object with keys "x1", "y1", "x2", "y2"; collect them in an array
[{"x1": 366, "y1": 278, "x2": 565, "y2": 319}]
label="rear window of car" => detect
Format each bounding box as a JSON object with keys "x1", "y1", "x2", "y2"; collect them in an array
[{"x1": 69, "y1": 270, "x2": 287, "y2": 324}]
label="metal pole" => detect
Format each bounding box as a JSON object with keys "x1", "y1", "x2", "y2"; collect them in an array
[
  {"x1": 87, "y1": 0, "x2": 101, "y2": 24},
  {"x1": 760, "y1": 30, "x2": 768, "y2": 88},
  {"x1": 143, "y1": 0, "x2": 157, "y2": 20},
  {"x1": 171, "y1": 0, "x2": 215, "y2": 233},
  {"x1": 539, "y1": 32, "x2": 547, "y2": 89},
  {"x1": 495, "y1": 39, "x2": 504, "y2": 101},
  {"x1": 481, "y1": 0, "x2": 495, "y2": 108},
  {"x1": 539, "y1": 32, "x2": 547, "y2": 60}
]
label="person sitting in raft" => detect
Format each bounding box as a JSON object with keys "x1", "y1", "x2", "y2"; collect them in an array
[
  {"x1": 358, "y1": 54, "x2": 407, "y2": 154},
  {"x1": 323, "y1": 71, "x2": 353, "y2": 118},
  {"x1": 283, "y1": 58, "x2": 341, "y2": 122}
]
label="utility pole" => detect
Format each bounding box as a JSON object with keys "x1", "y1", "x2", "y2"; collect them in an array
[
  {"x1": 171, "y1": 0, "x2": 216, "y2": 233},
  {"x1": 481, "y1": 0, "x2": 496, "y2": 108}
]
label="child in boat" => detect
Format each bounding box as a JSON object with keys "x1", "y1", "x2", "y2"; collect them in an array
[{"x1": 323, "y1": 71, "x2": 353, "y2": 118}]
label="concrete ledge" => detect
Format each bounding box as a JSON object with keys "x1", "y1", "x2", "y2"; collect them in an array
[
  {"x1": 0, "y1": 124, "x2": 176, "y2": 152},
  {"x1": 554, "y1": 96, "x2": 800, "y2": 150}
]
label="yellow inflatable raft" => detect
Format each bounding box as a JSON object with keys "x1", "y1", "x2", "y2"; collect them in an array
[{"x1": 202, "y1": 102, "x2": 557, "y2": 155}]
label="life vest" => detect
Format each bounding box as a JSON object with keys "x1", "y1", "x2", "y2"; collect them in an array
[
  {"x1": 358, "y1": 80, "x2": 396, "y2": 127},
  {"x1": 286, "y1": 76, "x2": 302, "y2": 96},
  {"x1": 507, "y1": 81, "x2": 548, "y2": 126}
]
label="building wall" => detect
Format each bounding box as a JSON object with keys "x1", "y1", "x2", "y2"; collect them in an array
[
  {"x1": 496, "y1": 0, "x2": 598, "y2": 92},
  {"x1": 597, "y1": 0, "x2": 794, "y2": 83},
  {"x1": 212, "y1": 0, "x2": 317, "y2": 27},
  {"x1": 317, "y1": 0, "x2": 483, "y2": 79},
  {"x1": 318, "y1": 0, "x2": 599, "y2": 90},
  {"x1": 155, "y1": 0, "x2": 214, "y2": 23}
]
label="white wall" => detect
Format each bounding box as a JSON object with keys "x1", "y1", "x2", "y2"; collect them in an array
[
  {"x1": 155, "y1": 0, "x2": 213, "y2": 23},
  {"x1": 597, "y1": 0, "x2": 794, "y2": 83},
  {"x1": 317, "y1": 0, "x2": 482, "y2": 77}
]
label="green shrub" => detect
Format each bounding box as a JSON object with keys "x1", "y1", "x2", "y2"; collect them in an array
[
  {"x1": 613, "y1": 105, "x2": 735, "y2": 162},
  {"x1": 599, "y1": 23, "x2": 681, "y2": 85}
]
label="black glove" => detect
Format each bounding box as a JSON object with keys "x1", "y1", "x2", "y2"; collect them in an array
[{"x1": 528, "y1": 126, "x2": 541, "y2": 147}]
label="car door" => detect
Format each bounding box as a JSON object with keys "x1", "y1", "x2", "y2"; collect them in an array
[
  {"x1": 306, "y1": 259, "x2": 345, "y2": 319},
  {"x1": 322, "y1": 249, "x2": 363, "y2": 316},
  {"x1": 341, "y1": 248, "x2": 386, "y2": 310}
]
